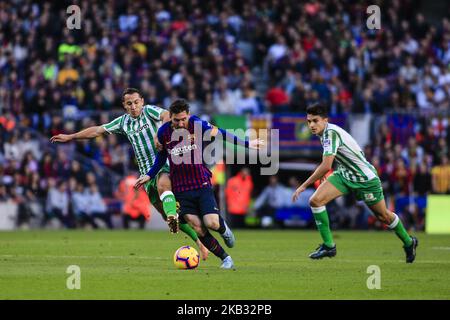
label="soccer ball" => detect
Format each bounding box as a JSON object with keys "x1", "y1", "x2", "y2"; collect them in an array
[{"x1": 173, "y1": 246, "x2": 200, "y2": 270}]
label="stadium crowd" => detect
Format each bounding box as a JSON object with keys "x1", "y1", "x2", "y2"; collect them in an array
[{"x1": 1, "y1": 0, "x2": 450, "y2": 230}]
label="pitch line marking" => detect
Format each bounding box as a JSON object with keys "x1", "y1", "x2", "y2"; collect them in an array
[{"x1": 0, "y1": 254, "x2": 165, "y2": 260}]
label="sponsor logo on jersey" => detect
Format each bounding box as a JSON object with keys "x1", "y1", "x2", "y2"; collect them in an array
[
  {"x1": 169, "y1": 144, "x2": 198, "y2": 156},
  {"x1": 127, "y1": 123, "x2": 150, "y2": 134}
]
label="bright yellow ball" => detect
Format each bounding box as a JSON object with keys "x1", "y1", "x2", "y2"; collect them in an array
[{"x1": 173, "y1": 246, "x2": 200, "y2": 269}]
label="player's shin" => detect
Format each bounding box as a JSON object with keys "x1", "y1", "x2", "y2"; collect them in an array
[
  {"x1": 311, "y1": 206, "x2": 335, "y2": 248},
  {"x1": 216, "y1": 215, "x2": 226, "y2": 234},
  {"x1": 207, "y1": 215, "x2": 235, "y2": 248},
  {"x1": 179, "y1": 223, "x2": 198, "y2": 241},
  {"x1": 387, "y1": 213, "x2": 413, "y2": 247},
  {"x1": 177, "y1": 223, "x2": 209, "y2": 260},
  {"x1": 198, "y1": 231, "x2": 228, "y2": 260}
]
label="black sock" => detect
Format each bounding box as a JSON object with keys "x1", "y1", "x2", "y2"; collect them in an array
[
  {"x1": 217, "y1": 215, "x2": 226, "y2": 234},
  {"x1": 199, "y1": 231, "x2": 228, "y2": 260}
]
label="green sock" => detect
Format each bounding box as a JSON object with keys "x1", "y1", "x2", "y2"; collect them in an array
[
  {"x1": 311, "y1": 206, "x2": 334, "y2": 248},
  {"x1": 160, "y1": 191, "x2": 178, "y2": 217},
  {"x1": 160, "y1": 191, "x2": 199, "y2": 242},
  {"x1": 180, "y1": 223, "x2": 199, "y2": 242},
  {"x1": 389, "y1": 214, "x2": 413, "y2": 247}
]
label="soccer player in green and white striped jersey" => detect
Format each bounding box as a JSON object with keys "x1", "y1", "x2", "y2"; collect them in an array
[
  {"x1": 292, "y1": 103, "x2": 418, "y2": 263},
  {"x1": 50, "y1": 88, "x2": 208, "y2": 260}
]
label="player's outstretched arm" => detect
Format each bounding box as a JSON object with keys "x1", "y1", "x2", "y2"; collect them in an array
[
  {"x1": 214, "y1": 127, "x2": 265, "y2": 150},
  {"x1": 292, "y1": 155, "x2": 334, "y2": 202},
  {"x1": 50, "y1": 126, "x2": 106, "y2": 143}
]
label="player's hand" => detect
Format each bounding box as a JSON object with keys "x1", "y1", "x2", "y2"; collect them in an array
[
  {"x1": 134, "y1": 175, "x2": 150, "y2": 189},
  {"x1": 292, "y1": 185, "x2": 306, "y2": 203},
  {"x1": 249, "y1": 138, "x2": 265, "y2": 150},
  {"x1": 50, "y1": 134, "x2": 73, "y2": 143},
  {"x1": 154, "y1": 135, "x2": 163, "y2": 151}
]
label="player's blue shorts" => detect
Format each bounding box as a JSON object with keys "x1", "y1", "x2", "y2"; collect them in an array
[{"x1": 174, "y1": 187, "x2": 220, "y2": 223}]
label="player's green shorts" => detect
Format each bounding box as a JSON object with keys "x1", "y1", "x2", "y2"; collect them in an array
[
  {"x1": 143, "y1": 164, "x2": 170, "y2": 205},
  {"x1": 327, "y1": 171, "x2": 384, "y2": 206}
]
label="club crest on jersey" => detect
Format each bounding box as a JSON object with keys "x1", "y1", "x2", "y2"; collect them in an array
[{"x1": 364, "y1": 193, "x2": 375, "y2": 201}]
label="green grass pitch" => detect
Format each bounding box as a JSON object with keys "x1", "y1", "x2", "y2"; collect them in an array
[{"x1": 0, "y1": 230, "x2": 449, "y2": 299}]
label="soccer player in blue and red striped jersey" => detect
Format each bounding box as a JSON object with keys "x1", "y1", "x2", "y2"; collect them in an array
[{"x1": 134, "y1": 99, "x2": 264, "y2": 269}]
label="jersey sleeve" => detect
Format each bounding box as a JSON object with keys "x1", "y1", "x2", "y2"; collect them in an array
[
  {"x1": 102, "y1": 115, "x2": 124, "y2": 135},
  {"x1": 322, "y1": 130, "x2": 341, "y2": 156},
  {"x1": 200, "y1": 118, "x2": 214, "y2": 134},
  {"x1": 144, "y1": 105, "x2": 165, "y2": 121},
  {"x1": 157, "y1": 124, "x2": 167, "y2": 146},
  {"x1": 190, "y1": 115, "x2": 215, "y2": 137}
]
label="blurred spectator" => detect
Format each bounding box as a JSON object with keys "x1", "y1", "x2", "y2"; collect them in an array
[
  {"x1": 116, "y1": 174, "x2": 150, "y2": 229},
  {"x1": 0, "y1": 184, "x2": 9, "y2": 202},
  {"x1": 86, "y1": 184, "x2": 113, "y2": 229},
  {"x1": 431, "y1": 156, "x2": 450, "y2": 194},
  {"x1": 18, "y1": 132, "x2": 40, "y2": 159},
  {"x1": 401, "y1": 203, "x2": 424, "y2": 232},
  {"x1": 336, "y1": 198, "x2": 365, "y2": 230},
  {"x1": 265, "y1": 85, "x2": 290, "y2": 113},
  {"x1": 213, "y1": 81, "x2": 238, "y2": 114},
  {"x1": 235, "y1": 84, "x2": 260, "y2": 115},
  {"x1": 288, "y1": 177, "x2": 314, "y2": 208},
  {"x1": 72, "y1": 182, "x2": 91, "y2": 228},
  {"x1": 413, "y1": 162, "x2": 432, "y2": 196},
  {"x1": 72, "y1": 182, "x2": 112, "y2": 229},
  {"x1": 225, "y1": 167, "x2": 253, "y2": 228},
  {"x1": 69, "y1": 160, "x2": 85, "y2": 184},
  {"x1": 4, "y1": 133, "x2": 21, "y2": 161},
  {"x1": 44, "y1": 180, "x2": 74, "y2": 228},
  {"x1": 254, "y1": 175, "x2": 288, "y2": 228},
  {"x1": 39, "y1": 152, "x2": 56, "y2": 178}
]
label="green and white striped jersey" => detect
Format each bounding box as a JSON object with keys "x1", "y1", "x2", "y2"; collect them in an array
[
  {"x1": 320, "y1": 123, "x2": 378, "y2": 183},
  {"x1": 102, "y1": 105, "x2": 165, "y2": 176}
]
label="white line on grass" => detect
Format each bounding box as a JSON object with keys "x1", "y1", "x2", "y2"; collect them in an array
[{"x1": 0, "y1": 254, "x2": 165, "y2": 260}]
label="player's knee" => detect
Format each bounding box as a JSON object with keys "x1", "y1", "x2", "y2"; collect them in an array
[
  {"x1": 157, "y1": 174, "x2": 171, "y2": 193},
  {"x1": 204, "y1": 219, "x2": 219, "y2": 231},
  {"x1": 206, "y1": 221, "x2": 220, "y2": 230},
  {"x1": 309, "y1": 195, "x2": 324, "y2": 207}
]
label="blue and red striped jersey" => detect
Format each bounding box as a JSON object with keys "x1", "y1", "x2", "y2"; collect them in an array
[{"x1": 150, "y1": 115, "x2": 214, "y2": 193}]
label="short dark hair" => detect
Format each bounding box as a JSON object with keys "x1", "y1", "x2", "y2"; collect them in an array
[
  {"x1": 122, "y1": 88, "x2": 142, "y2": 102},
  {"x1": 169, "y1": 99, "x2": 190, "y2": 114},
  {"x1": 306, "y1": 102, "x2": 328, "y2": 118}
]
